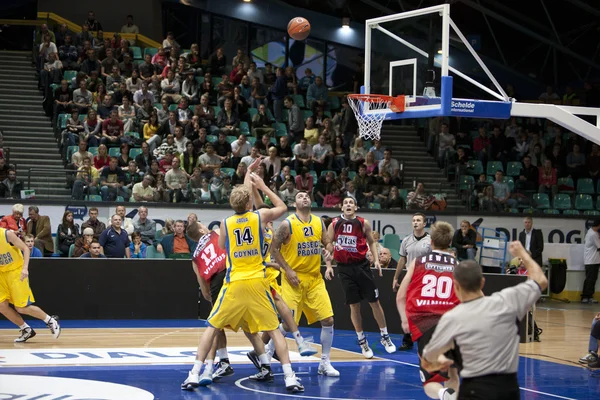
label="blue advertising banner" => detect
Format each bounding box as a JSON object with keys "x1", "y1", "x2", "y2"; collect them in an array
[{"x1": 449, "y1": 98, "x2": 512, "y2": 119}]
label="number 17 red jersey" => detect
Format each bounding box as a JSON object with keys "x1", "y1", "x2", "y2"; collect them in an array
[
  {"x1": 192, "y1": 231, "x2": 227, "y2": 284},
  {"x1": 405, "y1": 250, "x2": 460, "y2": 341}
]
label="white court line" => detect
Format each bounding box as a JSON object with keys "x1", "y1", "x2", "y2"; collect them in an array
[{"x1": 235, "y1": 372, "x2": 416, "y2": 400}]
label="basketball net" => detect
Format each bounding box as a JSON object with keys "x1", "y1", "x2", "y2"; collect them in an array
[{"x1": 347, "y1": 94, "x2": 404, "y2": 141}]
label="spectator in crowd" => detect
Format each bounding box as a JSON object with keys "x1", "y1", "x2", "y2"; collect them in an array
[
  {"x1": 515, "y1": 155, "x2": 538, "y2": 192},
  {"x1": 162, "y1": 31, "x2": 180, "y2": 55},
  {"x1": 130, "y1": 232, "x2": 147, "y2": 258},
  {"x1": 24, "y1": 234, "x2": 43, "y2": 258},
  {"x1": 480, "y1": 185, "x2": 502, "y2": 212},
  {"x1": 250, "y1": 76, "x2": 267, "y2": 108},
  {"x1": 232, "y1": 48, "x2": 251, "y2": 69},
  {"x1": 81, "y1": 207, "x2": 105, "y2": 240},
  {"x1": 349, "y1": 137, "x2": 367, "y2": 170},
  {"x1": 208, "y1": 47, "x2": 226, "y2": 75},
  {"x1": 566, "y1": 144, "x2": 586, "y2": 181},
  {"x1": 314, "y1": 171, "x2": 336, "y2": 207},
  {"x1": 72, "y1": 79, "x2": 93, "y2": 112},
  {"x1": 518, "y1": 216, "x2": 544, "y2": 267},
  {"x1": 312, "y1": 134, "x2": 333, "y2": 176},
  {"x1": 85, "y1": 11, "x2": 103, "y2": 32},
  {"x1": 344, "y1": 181, "x2": 364, "y2": 207},
  {"x1": 53, "y1": 80, "x2": 73, "y2": 117},
  {"x1": 582, "y1": 220, "x2": 600, "y2": 304},
  {"x1": 99, "y1": 214, "x2": 131, "y2": 258},
  {"x1": 323, "y1": 184, "x2": 343, "y2": 208},
  {"x1": 538, "y1": 159, "x2": 558, "y2": 195},
  {"x1": 101, "y1": 110, "x2": 125, "y2": 145},
  {"x1": 80, "y1": 240, "x2": 107, "y2": 258},
  {"x1": 120, "y1": 15, "x2": 139, "y2": 45},
  {"x1": 285, "y1": 95, "x2": 304, "y2": 141},
  {"x1": 240, "y1": 146, "x2": 261, "y2": 168},
  {"x1": 38, "y1": 34, "x2": 58, "y2": 71},
  {"x1": 473, "y1": 127, "x2": 490, "y2": 163},
  {"x1": 27, "y1": 206, "x2": 53, "y2": 255},
  {"x1": 263, "y1": 147, "x2": 282, "y2": 178},
  {"x1": 271, "y1": 68, "x2": 287, "y2": 122},
  {"x1": 452, "y1": 220, "x2": 477, "y2": 260},
  {"x1": 57, "y1": 210, "x2": 80, "y2": 257},
  {"x1": 254, "y1": 134, "x2": 271, "y2": 156},
  {"x1": 379, "y1": 149, "x2": 401, "y2": 185},
  {"x1": 539, "y1": 85, "x2": 560, "y2": 102},
  {"x1": 173, "y1": 126, "x2": 190, "y2": 154},
  {"x1": 0, "y1": 158, "x2": 10, "y2": 182},
  {"x1": 0, "y1": 168, "x2": 24, "y2": 199},
  {"x1": 369, "y1": 140, "x2": 386, "y2": 162},
  {"x1": 40, "y1": 52, "x2": 63, "y2": 94},
  {"x1": 306, "y1": 76, "x2": 328, "y2": 115},
  {"x1": 407, "y1": 182, "x2": 435, "y2": 210},
  {"x1": 161, "y1": 69, "x2": 181, "y2": 103},
  {"x1": 437, "y1": 122, "x2": 455, "y2": 168},
  {"x1": 156, "y1": 220, "x2": 197, "y2": 258},
  {"x1": 119, "y1": 53, "x2": 134, "y2": 78},
  {"x1": 298, "y1": 68, "x2": 316, "y2": 93},
  {"x1": 73, "y1": 227, "x2": 95, "y2": 257},
  {"x1": 251, "y1": 104, "x2": 275, "y2": 137},
  {"x1": 295, "y1": 167, "x2": 314, "y2": 195},
  {"x1": 276, "y1": 135, "x2": 293, "y2": 167},
  {"x1": 379, "y1": 247, "x2": 398, "y2": 269},
  {"x1": 115, "y1": 205, "x2": 134, "y2": 237},
  {"x1": 0, "y1": 204, "x2": 27, "y2": 237},
  {"x1": 492, "y1": 170, "x2": 518, "y2": 209},
  {"x1": 217, "y1": 98, "x2": 240, "y2": 136},
  {"x1": 165, "y1": 158, "x2": 188, "y2": 202},
  {"x1": 279, "y1": 177, "x2": 299, "y2": 206},
  {"x1": 382, "y1": 186, "x2": 405, "y2": 210},
  {"x1": 181, "y1": 71, "x2": 199, "y2": 105},
  {"x1": 132, "y1": 173, "x2": 154, "y2": 201},
  {"x1": 36, "y1": 24, "x2": 56, "y2": 46},
  {"x1": 292, "y1": 137, "x2": 312, "y2": 173},
  {"x1": 198, "y1": 143, "x2": 221, "y2": 178},
  {"x1": 80, "y1": 48, "x2": 100, "y2": 76},
  {"x1": 247, "y1": 61, "x2": 264, "y2": 84},
  {"x1": 304, "y1": 116, "x2": 319, "y2": 146},
  {"x1": 100, "y1": 157, "x2": 127, "y2": 201}
]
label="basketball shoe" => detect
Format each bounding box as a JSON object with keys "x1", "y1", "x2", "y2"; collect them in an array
[
  {"x1": 249, "y1": 366, "x2": 274, "y2": 382},
  {"x1": 212, "y1": 360, "x2": 234, "y2": 380},
  {"x1": 47, "y1": 315, "x2": 61, "y2": 339},
  {"x1": 181, "y1": 372, "x2": 200, "y2": 390},
  {"x1": 246, "y1": 350, "x2": 261, "y2": 370},
  {"x1": 380, "y1": 334, "x2": 397, "y2": 353},
  {"x1": 358, "y1": 337, "x2": 373, "y2": 359},
  {"x1": 318, "y1": 360, "x2": 340, "y2": 377},
  {"x1": 14, "y1": 327, "x2": 36, "y2": 343},
  {"x1": 284, "y1": 373, "x2": 304, "y2": 392},
  {"x1": 298, "y1": 337, "x2": 318, "y2": 357},
  {"x1": 580, "y1": 351, "x2": 597, "y2": 364}
]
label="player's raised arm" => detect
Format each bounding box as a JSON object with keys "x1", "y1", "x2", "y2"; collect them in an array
[
  {"x1": 250, "y1": 174, "x2": 287, "y2": 223},
  {"x1": 397, "y1": 259, "x2": 416, "y2": 334},
  {"x1": 271, "y1": 220, "x2": 300, "y2": 286},
  {"x1": 509, "y1": 241, "x2": 548, "y2": 290},
  {"x1": 217, "y1": 219, "x2": 226, "y2": 249},
  {"x1": 363, "y1": 219, "x2": 382, "y2": 276}
]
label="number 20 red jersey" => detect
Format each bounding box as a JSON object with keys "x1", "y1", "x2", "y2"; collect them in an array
[
  {"x1": 405, "y1": 251, "x2": 460, "y2": 341},
  {"x1": 192, "y1": 231, "x2": 227, "y2": 284}
]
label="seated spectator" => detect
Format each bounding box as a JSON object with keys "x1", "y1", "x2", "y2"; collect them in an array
[
  {"x1": 93, "y1": 144, "x2": 110, "y2": 170},
  {"x1": 379, "y1": 247, "x2": 398, "y2": 269},
  {"x1": 157, "y1": 220, "x2": 197, "y2": 258},
  {"x1": 314, "y1": 171, "x2": 336, "y2": 206},
  {"x1": 130, "y1": 232, "x2": 147, "y2": 258},
  {"x1": 514, "y1": 133, "x2": 529, "y2": 160},
  {"x1": 312, "y1": 134, "x2": 333, "y2": 176},
  {"x1": 369, "y1": 140, "x2": 386, "y2": 162},
  {"x1": 182, "y1": 71, "x2": 199, "y2": 105},
  {"x1": 407, "y1": 182, "x2": 436, "y2": 210},
  {"x1": 27, "y1": 206, "x2": 53, "y2": 255},
  {"x1": 72, "y1": 80, "x2": 94, "y2": 115},
  {"x1": 344, "y1": 181, "x2": 365, "y2": 207},
  {"x1": 100, "y1": 157, "x2": 128, "y2": 201},
  {"x1": 198, "y1": 143, "x2": 222, "y2": 178},
  {"x1": 332, "y1": 136, "x2": 347, "y2": 172},
  {"x1": 279, "y1": 177, "x2": 299, "y2": 206},
  {"x1": 382, "y1": 186, "x2": 405, "y2": 210},
  {"x1": 251, "y1": 104, "x2": 274, "y2": 137},
  {"x1": 480, "y1": 185, "x2": 502, "y2": 212},
  {"x1": 255, "y1": 134, "x2": 271, "y2": 156},
  {"x1": 180, "y1": 142, "x2": 199, "y2": 175},
  {"x1": 57, "y1": 210, "x2": 79, "y2": 256},
  {"x1": 152, "y1": 47, "x2": 168, "y2": 73},
  {"x1": 492, "y1": 170, "x2": 518, "y2": 209},
  {"x1": 539, "y1": 85, "x2": 560, "y2": 103},
  {"x1": 437, "y1": 122, "x2": 455, "y2": 168},
  {"x1": 276, "y1": 135, "x2": 293, "y2": 167},
  {"x1": 0, "y1": 168, "x2": 24, "y2": 199},
  {"x1": 190, "y1": 125, "x2": 208, "y2": 150},
  {"x1": 473, "y1": 127, "x2": 490, "y2": 164},
  {"x1": 73, "y1": 227, "x2": 94, "y2": 257},
  {"x1": 80, "y1": 240, "x2": 107, "y2": 258},
  {"x1": 40, "y1": 52, "x2": 63, "y2": 95},
  {"x1": 99, "y1": 214, "x2": 130, "y2": 258},
  {"x1": 118, "y1": 97, "x2": 137, "y2": 132},
  {"x1": 209, "y1": 167, "x2": 225, "y2": 203},
  {"x1": 132, "y1": 77, "x2": 153, "y2": 106},
  {"x1": 81, "y1": 207, "x2": 105, "y2": 240},
  {"x1": 516, "y1": 155, "x2": 538, "y2": 192},
  {"x1": 124, "y1": 160, "x2": 142, "y2": 194},
  {"x1": 186, "y1": 43, "x2": 202, "y2": 74},
  {"x1": 62, "y1": 109, "x2": 85, "y2": 150},
  {"x1": 230, "y1": 62, "x2": 246, "y2": 86},
  {"x1": 250, "y1": 76, "x2": 267, "y2": 108},
  {"x1": 263, "y1": 147, "x2": 281, "y2": 178},
  {"x1": 0, "y1": 203, "x2": 27, "y2": 237},
  {"x1": 132, "y1": 174, "x2": 154, "y2": 202},
  {"x1": 216, "y1": 74, "x2": 234, "y2": 107},
  {"x1": 231, "y1": 162, "x2": 247, "y2": 186},
  {"x1": 323, "y1": 185, "x2": 343, "y2": 208},
  {"x1": 101, "y1": 110, "x2": 126, "y2": 146},
  {"x1": 158, "y1": 148, "x2": 175, "y2": 171},
  {"x1": 119, "y1": 53, "x2": 134, "y2": 78},
  {"x1": 58, "y1": 34, "x2": 77, "y2": 70},
  {"x1": 72, "y1": 157, "x2": 99, "y2": 200},
  {"x1": 80, "y1": 48, "x2": 101, "y2": 76},
  {"x1": 173, "y1": 126, "x2": 190, "y2": 155},
  {"x1": 298, "y1": 68, "x2": 316, "y2": 93},
  {"x1": 24, "y1": 234, "x2": 43, "y2": 258},
  {"x1": 295, "y1": 167, "x2": 314, "y2": 194},
  {"x1": 452, "y1": 220, "x2": 477, "y2": 260},
  {"x1": 165, "y1": 158, "x2": 188, "y2": 202},
  {"x1": 208, "y1": 47, "x2": 226, "y2": 75},
  {"x1": 304, "y1": 116, "x2": 319, "y2": 146},
  {"x1": 106, "y1": 66, "x2": 123, "y2": 93},
  {"x1": 80, "y1": 107, "x2": 102, "y2": 149},
  {"x1": 160, "y1": 69, "x2": 181, "y2": 103},
  {"x1": 349, "y1": 137, "x2": 367, "y2": 170},
  {"x1": 176, "y1": 98, "x2": 194, "y2": 127},
  {"x1": 53, "y1": 80, "x2": 73, "y2": 117},
  {"x1": 216, "y1": 98, "x2": 240, "y2": 136},
  {"x1": 199, "y1": 73, "x2": 216, "y2": 105},
  {"x1": 241, "y1": 146, "x2": 261, "y2": 168},
  {"x1": 566, "y1": 144, "x2": 586, "y2": 181},
  {"x1": 38, "y1": 34, "x2": 57, "y2": 71},
  {"x1": 378, "y1": 149, "x2": 401, "y2": 185},
  {"x1": 538, "y1": 159, "x2": 558, "y2": 195}
]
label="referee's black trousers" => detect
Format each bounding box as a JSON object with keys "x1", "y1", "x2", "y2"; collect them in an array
[{"x1": 459, "y1": 373, "x2": 520, "y2": 400}]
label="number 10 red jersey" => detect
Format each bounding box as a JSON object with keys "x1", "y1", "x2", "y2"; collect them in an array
[
  {"x1": 332, "y1": 216, "x2": 369, "y2": 264},
  {"x1": 193, "y1": 231, "x2": 227, "y2": 284},
  {"x1": 405, "y1": 251, "x2": 460, "y2": 341}
]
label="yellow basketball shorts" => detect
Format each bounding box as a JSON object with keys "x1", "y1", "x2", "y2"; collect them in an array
[
  {"x1": 266, "y1": 268, "x2": 282, "y2": 298},
  {"x1": 281, "y1": 273, "x2": 334, "y2": 325},
  {"x1": 207, "y1": 278, "x2": 279, "y2": 334},
  {"x1": 0, "y1": 267, "x2": 35, "y2": 308}
]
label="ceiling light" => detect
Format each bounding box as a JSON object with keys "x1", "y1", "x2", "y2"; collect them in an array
[{"x1": 342, "y1": 17, "x2": 350, "y2": 29}]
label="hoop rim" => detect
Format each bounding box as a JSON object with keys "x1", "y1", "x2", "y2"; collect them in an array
[{"x1": 347, "y1": 93, "x2": 394, "y2": 102}]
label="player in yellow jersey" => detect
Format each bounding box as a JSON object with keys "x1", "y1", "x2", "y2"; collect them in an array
[
  {"x1": 271, "y1": 190, "x2": 340, "y2": 377},
  {"x1": 0, "y1": 226, "x2": 61, "y2": 342},
  {"x1": 181, "y1": 158, "x2": 304, "y2": 393}
]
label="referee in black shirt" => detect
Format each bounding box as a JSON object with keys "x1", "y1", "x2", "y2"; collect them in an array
[{"x1": 421, "y1": 241, "x2": 548, "y2": 400}]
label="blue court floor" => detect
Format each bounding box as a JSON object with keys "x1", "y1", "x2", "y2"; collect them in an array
[{"x1": 1, "y1": 319, "x2": 599, "y2": 399}]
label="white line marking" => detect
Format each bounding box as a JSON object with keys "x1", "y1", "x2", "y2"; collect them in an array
[{"x1": 235, "y1": 372, "x2": 416, "y2": 400}]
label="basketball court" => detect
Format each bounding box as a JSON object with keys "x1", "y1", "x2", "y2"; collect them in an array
[{"x1": 1, "y1": 299, "x2": 598, "y2": 399}]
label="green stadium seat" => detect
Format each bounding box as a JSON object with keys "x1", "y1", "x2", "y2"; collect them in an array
[
  {"x1": 458, "y1": 175, "x2": 474, "y2": 191},
  {"x1": 533, "y1": 193, "x2": 550, "y2": 209},
  {"x1": 574, "y1": 194, "x2": 594, "y2": 210},
  {"x1": 195, "y1": 76, "x2": 204, "y2": 86},
  {"x1": 88, "y1": 146, "x2": 99, "y2": 156},
  {"x1": 130, "y1": 46, "x2": 142, "y2": 60},
  {"x1": 248, "y1": 108, "x2": 258, "y2": 118},
  {"x1": 168, "y1": 104, "x2": 178, "y2": 111},
  {"x1": 320, "y1": 170, "x2": 337, "y2": 177},
  {"x1": 302, "y1": 110, "x2": 313, "y2": 120},
  {"x1": 226, "y1": 136, "x2": 237, "y2": 144},
  {"x1": 503, "y1": 176, "x2": 514, "y2": 192},
  {"x1": 63, "y1": 70, "x2": 77, "y2": 82},
  {"x1": 311, "y1": 201, "x2": 318, "y2": 208},
  {"x1": 522, "y1": 208, "x2": 535, "y2": 214},
  {"x1": 68, "y1": 244, "x2": 75, "y2": 257},
  {"x1": 212, "y1": 77, "x2": 223, "y2": 86},
  {"x1": 146, "y1": 246, "x2": 165, "y2": 259},
  {"x1": 214, "y1": 106, "x2": 222, "y2": 115},
  {"x1": 486, "y1": 176, "x2": 495, "y2": 184},
  {"x1": 220, "y1": 168, "x2": 235, "y2": 177},
  {"x1": 309, "y1": 171, "x2": 318, "y2": 182},
  {"x1": 557, "y1": 177, "x2": 575, "y2": 193},
  {"x1": 57, "y1": 113, "x2": 69, "y2": 129},
  {"x1": 289, "y1": 169, "x2": 297, "y2": 177},
  {"x1": 329, "y1": 96, "x2": 341, "y2": 110},
  {"x1": 543, "y1": 209, "x2": 560, "y2": 215},
  {"x1": 506, "y1": 162, "x2": 522, "y2": 177},
  {"x1": 584, "y1": 210, "x2": 600, "y2": 216},
  {"x1": 116, "y1": 196, "x2": 126, "y2": 202},
  {"x1": 508, "y1": 208, "x2": 519, "y2": 213},
  {"x1": 247, "y1": 136, "x2": 257, "y2": 145},
  {"x1": 66, "y1": 146, "x2": 77, "y2": 161},
  {"x1": 486, "y1": 161, "x2": 503, "y2": 175},
  {"x1": 292, "y1": 94, "x2": 306, "y2": 109},
  {"x1": 553, "y1": 194, "x2": 572, "y2": 210},
  {"x1": 239, "y1": 121, "x2": 250, "y2": 135},
  {"x1": 129, "y1": 148, "x2": 142, "y2": 158},
  {"x1": 383, "y1": 234, "x2": 401, "y2": 252},
  {"x1": 348, "y1": 171, "x2": 357, "y2": 180},
  {"x1": 134, "y1": 59, "x2": 145, "y2": 67},
  {"x1": 399, "y1": 189, "x2": 408, "y2": 202},
  {"x1": 577, "y1": 178, "x2": 595, "y2": 194},
  {"x1": 108, "y1": 147, "x2": 121, "y2": 157},
  {"x1": 563, "y1": 209, "x2": 580, "y2": 216},
  {"x1": 369, "y1": 202, "x2": 382, "y2": 209},
  {"x1": 125, "y1": 131, "x2": 140, "y2": 139},
  {"x1": 270, "y1": 137, "x2": 277, "y2": 145},
  {"x1": 207, "y1": 135, "x2": 218, "y2": 143},
  {"x1": 86, "y1": 195, "x2": 102, "y2": 201},
  {"x1": 273, "y1": 122, "x2": 287, "y2": 137},
  {"x1": 466, "y1": 160, "x2": 483, "y2": 176},
  {"x1": 143, "y1": 47, "x2": 158, "y2": 58}
]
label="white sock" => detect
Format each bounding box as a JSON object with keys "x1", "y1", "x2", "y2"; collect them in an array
[
  {"x1": 438, "y1": 388, "x2": 447, "y2": 399},
  {"x1": 191, "y1": 360, "x2": 203, "y2": 375},
  {"x1": 278, "y1": 323, "x2": 287, "y2": 336},
  {"x1": 380, "y1": 327, "x2": 388, "y2": 336},
  {"x1": 265, "y1": 339, "x2": 274, "y2": 353},
  {"x1": 292, "y1": 331, "x2": 303, "y2": 345},
  {"x1": 281, "y1": 363, "x2": 293, "y2": 377},
  {"x1": 321, "y1": 325, "x2": 334, "y2": 360},
  {"x1": 19, "y1": 323, "x2": 30, "y2": 330},
  {"x1": 216, "y1": 348, "x2": 228, "y2": 360},
  {"x1": 258, "y1": 353, "x2": 270, "y2": 366},
  {"x1": 204, "y1": 359, "x2": 214, "y2": 374},
  {"x1": 43, "y1": 315, "x2": 51, "y2": 323},
  {"x1": 356, "y1": 331, "x2": 365, "y2": 341}
]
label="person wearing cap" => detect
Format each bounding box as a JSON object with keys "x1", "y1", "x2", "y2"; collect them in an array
[{"x1": 73, "y1": 227, "x2": 96, "y2": 257}]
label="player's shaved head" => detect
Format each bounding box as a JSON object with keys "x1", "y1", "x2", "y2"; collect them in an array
[{"x1": 454, "y1": 260, "x2": 484, "y2": 293}]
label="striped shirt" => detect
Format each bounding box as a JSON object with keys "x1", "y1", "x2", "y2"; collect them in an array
[
  {"x1": 423, "y1": 280, "x2": 541, "y2": 378},
  {"x1": 399, "y1": 232, "x2": 431, "y2": 264}
]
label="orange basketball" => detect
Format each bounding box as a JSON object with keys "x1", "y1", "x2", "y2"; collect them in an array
[{"x1": 288, "y1": 17, "x2": 311, "y2": 41}]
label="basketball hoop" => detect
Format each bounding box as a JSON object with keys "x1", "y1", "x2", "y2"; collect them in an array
[{"x1": 347, "y1": 94, "x2": 405, "y2": 141}]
